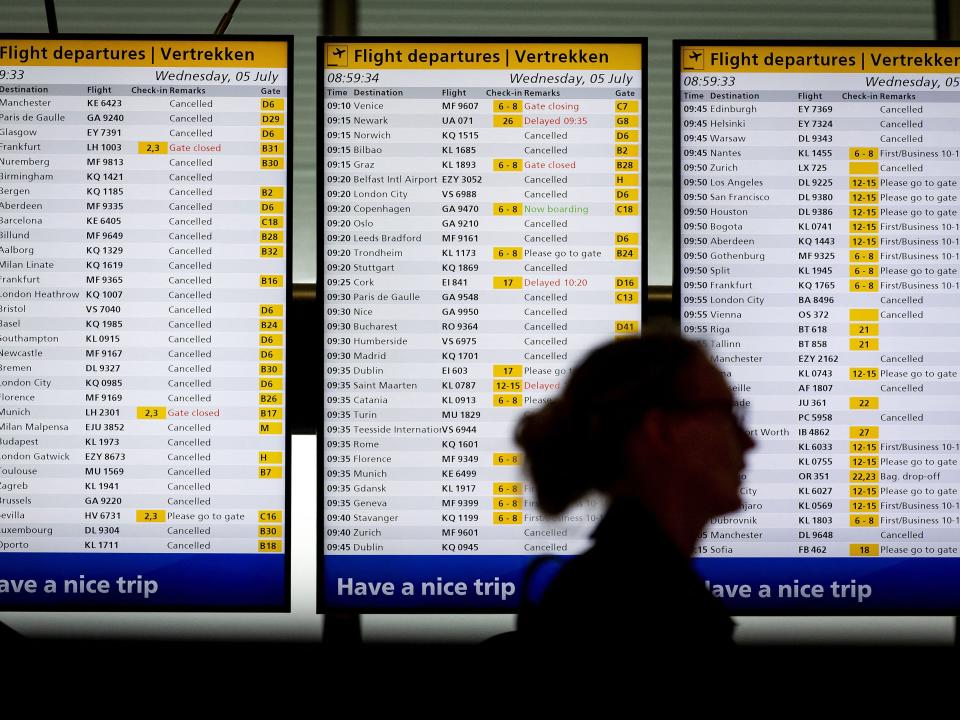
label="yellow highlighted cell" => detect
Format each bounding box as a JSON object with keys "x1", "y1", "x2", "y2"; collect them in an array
[
  {"x1": 137, "y1": 406, "x2": 166, "y2": 419},
  {"x1": 493, "y1": 482, "x2": 523, "y2": 495},
  {"x1": 849, "y1": 367, "x2": 878, "y2": 380},
  {"x1": 850, "y1": 235, "x2": 879, "y2": 248},
  {"x1": 615, "y1": 114, "x2": 638, "y2": 127},
  {"x1": 258, "y1": 407, "x2": 282, "y2": 420},
  {"x1": 258, "y1": 452, "x2": 282, "y2": 465},
  {"x1": 615, "y1": 159, "x2": 638, "y2": 171},
  {"x1": 260, "y1": 215, "x2": 283, "y2": 228},
  {"x1": 494, "y1": 496, "x2": 524, "y2": 510},
  {"x1": 258, "y1": 422, "x2": 283, "y2": 435},
  {"x1": 493, "y1": 246, "x2": 523, "y2": 259},
  {"x1": 849, "y1": 221, "x2": 878, "y2": 233},
  {"x1": 850, "y1": 441, "x2": 879, "y2": 453},
  {"x1": 615, "y1": 291, "x2": 638, "y2": 304},
  {"x1": 493, "y1": 393, "x2": 523, "y2": 407},
  {"x1": 616, "y1": 188, "x2": 639, "y2": 200},
  {"x1": 616, "y1": 100, "x2": 639, "y2": 112},
  {"x1": 258, "y1": 525, "x2": 282, "y2": 537},
  {"x1": 850, "y1": 514, "x2": 878, "y2": 527},
  {"x1": 259, "y1": 377, "x2": 282, "y2": 391},
  {"x1": 615, "y1": 143, "x2": 638, "y2": 157},
  {"x1": 260, "y1": 142, "x2": 284, "y2": 155},
  {"x1": 138, "y1": 141, "x2": 168, "y2": 154},
  {"x1": 850, "y1": 396, "x2": 879, "y2": 409},
  {"x1": 850, "y1": 470, "x2": 878, "y2": 483},
  {"x1": 260, "y1": 127, "x2": 284, "y2": 140},
  {"x1": 493, "y1": 276, "x2": 522, "y2": 289},
  {"x1": 615, "y1": 247, "x2": 639, "y2": 260},
  {"x1": 261, "y1": 98, "x2": 284, "y2": 110},
  {"x1": 849, "y1": 161, "x2": 879, "y2": 174},
  {"x1": 259, "y1": 363, "x2": 282, "y2": 375},
  {"x1": 493, "y1": 100, "x2": 522, "y2": 112},
  {"x1": 260, "y1": 230, "x2": 284, "y2": 243},
  {"x1": 849, "y1": 455, "x2": 879, "y2": 468},
  {"x1": 260, "y1": 245, "x2": 284, "y2": 258},
  {"x1": 850, "y1": 543, "x2": 879, "y2": 556},
  {"x1": 850, "y1": 323, "x2": 878, "y2": 336},
  {"x1": 493, "y1": 379, "x2": 522, "y2": 392},
  {"x1": 849, "y1": 191, "x2": 878, "y2": 203},
  {"x1": 260, "y1": 200, "x2": 283, "y2": 213},
  {"x1": 258, "y1": 510, "x2": 282, "y2": 522},
  {"x1": 259, "y1": 303, "x2": 283, "y2": 316},
  {"x1": 850, "y1": 279, "x2": 878, "y2": 292},
  {"x1": 850, "y1": 176, "x2": 878, "y2": 189},
  {"x1": 259, "y1": 392, "x2": 282, "y2": 405},
  {"x1": 849, "y1": 206, "x2": 878, "y2": 218},
  {"x1": 493, "y1": 114, "x2": 523, "y2": 127},
  {"x1": 616, "y1": 129, "x2": 638, "y2": 141},
  {"x1": 614, "y1": 174, "x2": 639, "y2": 187},
  {"x1": 850, "y1": 426, "x2": 879, "y2": 439},
  {"x1": 260, "y1": 186, "x2": 284, "y2": 199},
  {"x1": 849, "y1": 308, "x2": 879, "y2": 321},
  {"x1": 615, "y1": 276, "x2": 638, "y2": 289},
  {"x1": 260, "y1": 113, "x2": 283, "y2": 125},
  {"x1": 259, "y1": 465, "x2": 283, "y2": 478},
  {"x1": 259, "y1": 274, "x2": 284, "y2": 287},
  {"x1": 850, "y1": 485, "x2": 879, "y2": 497},
  {"x1": 493, "y1": 452, "x2": 522, "y2": 466},
  {"x1": 615, "y1": 232, "x2": 639, "y2": 245},
  {"x1": 850, "y1": 264, "x2": 877, "y2": 277},
  {"x1": 260, "y1": 348, "x2": 283, "y2": 361},
  {"x1": 258, "y1": 540, "x2": 282, "y2": 552},
  {"x1": 493, "y1": 364, "x2": 522, "y2": 377},
  {"x1": 493, "y1": 158, "x2": 522, "y2": 171},
  {"x1": 850, "y1": 250, "x2": 878, "y2": 262},
  {"x1": 259, "y1": 318, "x2": 283, "y2": 331},
  {"x1": 260, "y1": 157, "x2": 284, "y2": 169},
  {"x1": 494, "y1": 512, "x2": 523, "y2": 525},
  {"x1": 137, "y1": 510, "x2": 166, "y2": 522},
  {"x1": 615, "y1": 320, "x2": 639, "y2": 334},
  {"x1": 850, "y1": 500, "x2": 879, "y2": 512},
  {"x1": 493, "y1": 203, "x2": 523, "y2": 215},
  {"x1": 259, "y1": 333, "x2": 282, "y2": 346},
  {"x1": 850, "y1": 338, "x2": 878, "y2": 351},
  {"x1": 849, "y1": 147, "x2": 878, "y2": 160}
]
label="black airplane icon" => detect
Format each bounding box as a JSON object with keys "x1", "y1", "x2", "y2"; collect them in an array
[
  {"x1": 332, "y1": 48, "x2": 345, "y2": 57},
  {"x1": 688, "y1": 50, "x2": 702, "y2": 62}
]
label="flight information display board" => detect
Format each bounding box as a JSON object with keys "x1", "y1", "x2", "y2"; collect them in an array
[
  {"x1": 321, "y1": 38, "x2": 646, "y2": 610},
  {"x1": 0, "y1": 36, "x2": 290, "y2": 610},
  {"x1": 676, "y1": 41, "x2": 960, "y2": 613}
]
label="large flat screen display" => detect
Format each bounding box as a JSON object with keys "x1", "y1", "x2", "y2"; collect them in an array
[
  {"x1": 676, "y1": 41, "x2": 960, "y2": 613},
  {"x1": 0, "y1": 35, "x2": 291, "y2": 610},
  {"x1": 321, "y1": 37, "x2": 646, "y2": 610}
]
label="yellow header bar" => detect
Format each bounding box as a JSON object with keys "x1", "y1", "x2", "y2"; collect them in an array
[
  {"x1": 0, "y1": 39, "x2": 287, "y2": 67},
  {"x1": 325, "y1": 42, "x2": 641, "y2": 70},
  {"x1": 680, "y1": 45, "x2": 960, "y2": 73}
]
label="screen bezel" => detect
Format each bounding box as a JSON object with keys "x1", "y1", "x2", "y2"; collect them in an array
[
  {"x1": 672, "y1": 38, "x2": 960, "y2": 616},
  {"x1": 317, "y1": 35, "x2": 648, "y2": 614}
]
